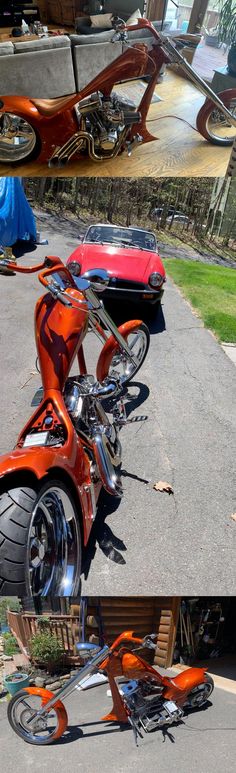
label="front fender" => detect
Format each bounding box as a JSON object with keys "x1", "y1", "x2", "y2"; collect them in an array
[
  {"x1": 0, "y1": 444, "x2": 94, "y2": 544},
  {"x1": 96, "y1": 319, "x2": 143, "y2": 382}
]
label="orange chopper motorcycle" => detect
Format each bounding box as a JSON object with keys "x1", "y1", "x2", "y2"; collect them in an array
[
  {"x1": 0, "y1": 18, "x2": 235, "y2": 167},
  {"x1": 0, "y1": 255, "x2": 150, "y2": 597},
  {"x1": 7, "y1": 630, "x2": 214, "y2": 746}
]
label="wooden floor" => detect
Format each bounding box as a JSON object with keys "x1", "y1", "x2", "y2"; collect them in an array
[
  {"x1": 193, "y1": 39, "x2": 227, "y2": 82},
  {"x1": 0, "y1": 69, "x2": 232, "y2": 178}
]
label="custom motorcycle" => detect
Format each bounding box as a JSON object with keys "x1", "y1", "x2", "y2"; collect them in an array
[
  {"x1": 0, "y1": 19, "x2": 235, "y2": 167},
  {"x1": 0, "y1": 255, "x2": 149, "y2": 597},
  {"x1": 7, "y1": 630, "x2": 214, "y2": 746}
]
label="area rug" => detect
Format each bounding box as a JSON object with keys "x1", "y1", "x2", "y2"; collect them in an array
[{"x1": 113, "y1": 79, "x2": 162, "y2": 107}]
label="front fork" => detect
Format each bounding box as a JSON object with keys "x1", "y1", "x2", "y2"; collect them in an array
[
  {"x1": 163, "y1": 36, "x2": 236, "y2": 127},
  {"x1": 27, "y1": 645, "x2": 110, "y2": 725}
]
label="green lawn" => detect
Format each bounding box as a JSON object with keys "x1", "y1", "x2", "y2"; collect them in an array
[{"x1": 164, "y1": 259, "x2": 236, "y2": 343}]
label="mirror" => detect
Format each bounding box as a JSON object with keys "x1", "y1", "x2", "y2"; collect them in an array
[
  {"x1": 82, "y1": 268, "x2": 110, "y2": 293},
  {"x1": 75, "y1": 641, "x2": 101, "y2": 659}
]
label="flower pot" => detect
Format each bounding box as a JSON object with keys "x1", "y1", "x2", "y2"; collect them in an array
[
  {"x1": 3, "y1": 672, "x2": 29, "y2": 696},
  {"x1": 227, "y1": 46, "x2": 236, "y2": 76}
]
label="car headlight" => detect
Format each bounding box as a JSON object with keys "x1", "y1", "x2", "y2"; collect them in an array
[
  {"x1": 68, "y1": 261, "x2": 81, "y2": 277},
  {"x1": 148, "y1": 272, "x2": 164, "y2": 288}
]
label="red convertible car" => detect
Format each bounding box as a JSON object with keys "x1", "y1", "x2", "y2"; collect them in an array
[{"x1": 67, "y1": 224, "x2": 166, "y2": 310}]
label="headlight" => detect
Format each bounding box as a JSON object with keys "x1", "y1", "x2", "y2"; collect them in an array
[
  {"x1": 68, "y1": 261, "x2": 81, "y2": 277},
  {"x1": 148, "y1": 272, "x2": 164, "y2": 288}
]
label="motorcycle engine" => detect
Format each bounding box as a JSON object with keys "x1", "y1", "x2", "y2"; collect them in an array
[
  {"x1": 76, "y1": 91, "x2": 141, "y2": 154},
  {"x1": 122, "y1": 680, "x2": 183, "y2": 733}
]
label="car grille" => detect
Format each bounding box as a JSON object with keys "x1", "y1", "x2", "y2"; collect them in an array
[{"x1": 108, "y1": 278, "x2": 145, "y2": 291}]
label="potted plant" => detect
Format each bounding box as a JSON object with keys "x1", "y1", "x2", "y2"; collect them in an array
[
  {"x1": 3, "y1": 672, "x2": 29, "y2": 697},
  {"x1": 218, "y1": 0, "x2": 236, "y2": 75}
]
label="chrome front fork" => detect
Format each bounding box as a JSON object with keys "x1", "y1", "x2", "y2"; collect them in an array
[
  {"x1": 163, "y1": 36, "x2": 236, "y2": 128},
  {"x1": 85, "y1": 285, "x2": 140, "y2": 368},
  {"x1": 33, "y1": 645, "x2": 110, "y2": 719}
]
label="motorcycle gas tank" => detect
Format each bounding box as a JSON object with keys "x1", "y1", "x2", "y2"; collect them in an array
[
  {"x1": 120, "y1": 652, "x2": 163, "y2": 683},
  {"x1": 35, "y1": 288, "x2": 88, "y2": 391}
]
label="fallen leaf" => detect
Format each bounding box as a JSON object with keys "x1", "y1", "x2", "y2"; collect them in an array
[
  {"x1": 153, "y1": 481, "x2": 174, "y2": 495},
  {"x1": 230, "y1": 513, "x2": 236, "y2": 522}
]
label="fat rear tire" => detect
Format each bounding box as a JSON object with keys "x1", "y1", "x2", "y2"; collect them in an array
[{"x1": 0, "y1": 480, "x2": 81, "y2": 596}]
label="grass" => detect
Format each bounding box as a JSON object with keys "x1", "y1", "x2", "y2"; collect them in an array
[{"x1": 164, "y1": 259, "x2": 236, "y2": 343}]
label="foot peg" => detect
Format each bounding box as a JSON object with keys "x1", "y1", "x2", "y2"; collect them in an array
[{"x1": 118, "y1": 414, "x2": 148, "y2": 426}]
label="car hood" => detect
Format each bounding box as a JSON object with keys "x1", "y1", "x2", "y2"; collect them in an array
[{"x1": 67, "y1": 243, "x2": 165, "y2": 282}]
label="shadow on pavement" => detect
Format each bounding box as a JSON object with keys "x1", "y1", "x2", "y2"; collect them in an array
[
  {"x1": 13, "y1": 240, "x2": 37, "y2": 258},
  {"x1": 82, "y1": 380, "x2": 150, "y2": 579},
  {"x1": 104, "y1": 299, "x2": 166, "y2": 336}
]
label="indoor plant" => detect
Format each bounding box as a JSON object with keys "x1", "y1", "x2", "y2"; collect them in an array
[{"x1": 218, "y1": 0, "x2": 236, "y2": 75}]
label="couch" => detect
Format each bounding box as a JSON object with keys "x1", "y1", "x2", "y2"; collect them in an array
[{"x1": 0, "y1": 23, "x2": 198, "y2": 98}]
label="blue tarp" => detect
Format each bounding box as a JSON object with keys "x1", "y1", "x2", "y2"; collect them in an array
[{"x1": 0, "y1": 177, "x2": 36, "y2": 247}]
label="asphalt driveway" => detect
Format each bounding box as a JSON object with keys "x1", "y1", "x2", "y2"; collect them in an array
[
  {"x1": 0, "y1": 210, "x2": 235, "y2": 595},
  {"x1": 0, "y1": 681, "x2": 235, "y2": 773}
]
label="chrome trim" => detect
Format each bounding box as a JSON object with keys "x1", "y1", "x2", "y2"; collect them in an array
[
  {"x1": 36, "y1": 644, "x2": 110, "y2": 716},
  {"x1": 162, "y1": 35, "x2": 236, "y2": 128}
]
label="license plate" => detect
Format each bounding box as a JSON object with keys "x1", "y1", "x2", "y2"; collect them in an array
[
  {"x1": 163, "y1": 701, "x2": 178, "y2": 714},
  {"x1": 23, "y1": 431, "x2": 49, "y2": 447}
]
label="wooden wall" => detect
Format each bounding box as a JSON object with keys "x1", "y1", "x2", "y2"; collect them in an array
[{"x1": 87, "y1": 597, "x2": 180, "y2": 668}]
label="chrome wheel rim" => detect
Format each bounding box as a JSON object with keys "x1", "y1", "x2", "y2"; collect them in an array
[
  {"x1": 26, "y1": 487, "x2": 81, "y2": 596},
  {"x1": 11, "y1": 694, "x2": 58, "y2": 744},
  {"x1": 109, "y1": 329, "x2": 147, "y2": 384},
  {"x1": 188, "y1": 682, "x2": 212, "y2": 707},
  {"x1": 0, "y1": 113, "x2": 37, "y2": 162},
  {"x1": 206, "y1": 100, "x2": 236, "y2": 144}
]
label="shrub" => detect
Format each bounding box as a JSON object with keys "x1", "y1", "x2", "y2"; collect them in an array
[
  {"x1": 3, "y1": 633, "x2": 20, "y2": 656},
  {"x1": 30, "y1": 632, "x2": 63, "y2": 667}
]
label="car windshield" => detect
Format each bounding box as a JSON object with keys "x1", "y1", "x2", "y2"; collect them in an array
[{"x1": 84, "y1": 225, "x2": 157, "y2": 252}]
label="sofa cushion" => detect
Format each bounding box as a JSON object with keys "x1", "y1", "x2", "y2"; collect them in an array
[
  {"x1": 0, "y1": 47, "x2": 76, "y2": 98},
  {"x1": 0, "y1": 42, "x2": 14, "y2": 55},
  {"x1": 126, "y1": 9, "x2": 142, "y2": 25},
  {"x1": 72, "y1": 40, "x2": 122, "y2": 92},
  {"x1": 13, "y1": 35, "x2": 71, "y2": 54},
  {"x1": 70, "y1": 30, "x2": 115, "y2": 45},
  {"x1": 90, "y1": 13, "x2": 113, "y2": 28}
]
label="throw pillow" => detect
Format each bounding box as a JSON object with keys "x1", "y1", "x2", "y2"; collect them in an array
[
  {"x1": 90, "y1": 13, "x2": 113, "y2": 29},
  {"x1": 126, "y1": 9, "x2": 142, "y2": 26}
]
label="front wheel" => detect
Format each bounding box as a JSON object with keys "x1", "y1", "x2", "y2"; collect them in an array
[
  {"x1": 0, "y1": 480, "x2": 81, "y2": 596},
  {"x1": 7, "y1": 688, "x2": 68, "y2": 745},
  {"x1": 185, "y1": 675, "x2": 214, "y2": 709},
  {"x1": 196, "y1": 89, "x2": 236, "y2": 146},
  {"x1": 0, "y1": 112, "x2": 40, "y2": 163},
  {"x1": 97, "y1": 322, "x2": 150, "y2": 387}
]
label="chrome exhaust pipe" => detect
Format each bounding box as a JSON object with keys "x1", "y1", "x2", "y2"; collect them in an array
[{"x1": 92, "y1": 432, "x2": 123, "y2": 497}]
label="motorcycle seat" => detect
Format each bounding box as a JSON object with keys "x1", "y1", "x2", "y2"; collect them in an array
[{"x1": 31, "y1": 94, "x2": 77, "y2": 117}]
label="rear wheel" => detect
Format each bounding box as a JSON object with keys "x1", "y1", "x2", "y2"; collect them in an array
[
  {"x1": 105, "y1": 323, "x2": 150, "y2": 386},
  {"x1": 0, "y1": 480, "x2": 81, "y2": 596},
  {"x1": 0, "y1": 113, "x2": 40, "y2": 163},
  {"x1": 7, "y1": 688, "x2": 68, "y2": 745},
  {"x1": 196, "y1": 89, "x2": 236, "y2": 146},
  {"x1": 185, "y1": 675, "x2": 214, "y2": 709}
]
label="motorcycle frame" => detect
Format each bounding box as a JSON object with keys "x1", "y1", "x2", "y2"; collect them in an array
[
  {"x1": 0, "y1": 257, "x2": 143, "y2": 545},
  {"x1": 32, "y1": 631, "x2": 208, "y2": 725},
  {"x1": 0, "y1": 19, "x2": 235, "y2": 165}
]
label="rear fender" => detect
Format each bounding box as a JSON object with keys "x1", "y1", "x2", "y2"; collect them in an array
[
  {"x1": 0, "y1": 443, "x2": 95, "y2": 544},
  {"x1": 0, "y1": 96, "x2": 42, "y2": 125},
  {"x1": 96, "y1": 319, "x2": 143, "y2": 382},
  {"x1": 164, "y1": 667, "x2": 208, "y2": 702}
]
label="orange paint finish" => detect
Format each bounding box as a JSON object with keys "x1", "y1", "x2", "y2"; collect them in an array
[
  {"x1": 23, "y1": 687, "x2": 68, "y2": 739},
  {"x1": 98, "y1": 631, "x2": 210, "y2": 723},
  {"x1": 0, "y1": 21, "x2": 168, "y2": 164},
  {"x1": 96, "y1": 320, "x2": 143, "y2": 382}
]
